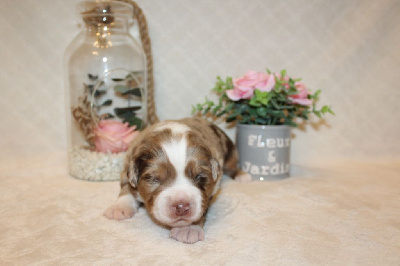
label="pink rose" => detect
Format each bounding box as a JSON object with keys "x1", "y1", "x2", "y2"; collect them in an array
[
  {"x1": 226, "y1": 70, "x2": 276, "y2": 101},
  {"x1": 94, "y1": 120, "x2": 139, "y2": 153},
  {"x1": 288, "y1": 82, "x2": 312, "y2": 106}
]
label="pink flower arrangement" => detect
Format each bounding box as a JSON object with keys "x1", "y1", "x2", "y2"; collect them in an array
[
  {"x1": 226, "y1": 70, "x2": 312, "y2": 106},
  {"x1": 288, "y1": 81, "x2": 312, "y2": 106},
  {"x1": 94, "y1": 120, "x2": 139, "y2": 153},
  {"x1": 226, "y1": 70, "x2": 276, "y2": 100},
  {"x1": 194, "y1": 69, "x2": 334, "y2": 126}
]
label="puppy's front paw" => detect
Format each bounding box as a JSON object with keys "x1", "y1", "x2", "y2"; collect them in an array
[
  {"x1": 170, "y1": 225, "x2": 205, "y2": 244},
  {"x1": 234, "y1": 171, "x2": 252, "y2": 182},
  {"x1": 104, "y1": 195, "x2": 137, "y2": 220},
  {"x1": 104, "y1": 204, "x2": 135, "y2": 220}
]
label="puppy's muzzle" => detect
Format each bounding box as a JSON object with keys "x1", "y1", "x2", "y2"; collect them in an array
[{"x1": 172, "y1": 201, "x2": 191, "y2": 217}]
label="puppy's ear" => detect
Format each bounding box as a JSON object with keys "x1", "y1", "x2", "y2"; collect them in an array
[
  {"x1": 122, "y1": 149, "x2": 140, "y2": 188},
  {"x1": 210, "y1": 157, "x2": 222, "y2": 181},
  {"x1": 126, "y1": 160, "x2": 139, "y2": 188},
  {"x1": 209, "y1": 147, "x2": 223, "y2": 181}
]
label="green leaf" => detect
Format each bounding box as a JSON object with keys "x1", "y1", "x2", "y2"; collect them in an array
[
  {"x1": 249, "y1": 97, "x2": 261, "y2": 107},
  {"x1": 289, "y1": 78, "x2": 295, "y2": 88},
  {"x1": 287, "y1": 88, "x2": 299, "y2": 95},
  {"x1": 266, "y1": 91, "x2": 274, "y2": 100},
  {"x1": 255, "y1": 89, "x2": 268, "y2": 100},
  {"x1": 302, "y1": 111, "x2": 310, "y2": 120},
  {"x1": 255, "y1": 117, "x2": 267, "y2": 124},
  {"x1": 311, "y1": 89, "x2": 322, "y2": 100},
  {"x1": 205, "y1": 99, "x2": 214, "y2": 107},
  {"x1": 226, "y1": 112, "x2": 238, "y2": 123},
  {"x1": 211, "y1": 104, "x2": 222, "y2": 115},
  {"x1": 270, "y1": 110, "x2": 286, "y2": 118},
  {"x1": 94, "y1": 89, "x2": 107, "y2": 98},
  {"x1": 202, "y1": 107, "x2": 210, "y2": 115},
  {"x1": 112, "y1": 78, "x2": 125, "y2": 82},
  {"x1": 275, "y1": 79, "x2": 282, "y2": 89},
  {"x1": 256, "y1": 107, "x2": 267, "y2": 117},
  {"x1": 248, "y1": 107, "x2": 257, "y2": 117},
  {"x1": 226, "y1": 77, "x2": 234, "y2": 90},
  {"x1": 114, "y1": 106, "x2": 141, "y2": 119},
  {"x1": 321, "y1": 105, "x2": 330, "y2": 113},
  {"x1": 260, "y1": 98, "x2": 269, "y2": 105},
  {"x1": 280, "y1": 69, "x2": 287, "y2": 77},
  {"x1": 124, "y1": 116, "x2": 143, "y2": 129},
  {"x1": 239, "y1": 116, "x2": 250, "y2": 124},
  {"x1": 216, "y1": 110, "x2": 227, "y2": 117},
  {"x1": 114, "y1": 86, "x2": 142, "y2": 97},
  {"x1": 280, "y1": 105, "x2": 294, "y2": 109},
  {"x1": 283, "y1": 119, "x2": 298, "y2": 127},
  {"x1": 124, "y1": 88, "x2": 142, "y2": 97},
  {"x1": 225, "y1": 102, "x2": 235, "y2": 112},
  {"x1": 114, "y1": 85, "x2": 130, "y2": 94},
  {"x1": 254, "y1": 89, "x2": 261, "y2": 99},
  {"x1": 321, "y1": 105, "x2": 335, "y2": 115},
  {"x1": 101, "y1": 99, "x2": 112, "y2": 106},
  {"x1": 274, "y1": 86, "x2": 282, "y2": 93},
  {"x1": 270, "y1": 99, "x2": 280, "y2": 109},
  {"x1": 276, "y1": 92, "x2": 287, "y2": 102},
  {"x1": 88, "y1": 74, "x2": 98, "y2": 80}
]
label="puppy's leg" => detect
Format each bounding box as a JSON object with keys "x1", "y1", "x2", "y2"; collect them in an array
[
  {"x1": 104, "y1": 181, "x2": 139, "y2": 220},
  {"x1": 170, "y1": 226, "x2": 205, "y2": 244},
  {"x1": 223, "y1": 143, "x2": 252, "y2": 183},
  {"x1": 210, "y1": 123, "x2": 252, "y2": 182},
  {"x1": 232, "y1": 171, "x2": 252, "y2": 182},
  {"x1": 169, "y1": 215, "x2": 206, "y2": 244}
]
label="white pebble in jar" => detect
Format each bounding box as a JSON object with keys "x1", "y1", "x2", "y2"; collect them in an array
[{"x1": 68, "y1": 146, "x2": 125, "y2": 181}]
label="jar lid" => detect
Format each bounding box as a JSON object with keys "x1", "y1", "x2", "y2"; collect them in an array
[{"x1": 77, "y1": 0, "x2": 133, "y2": 26}]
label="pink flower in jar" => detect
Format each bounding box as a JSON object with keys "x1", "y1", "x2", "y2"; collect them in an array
[
  {"x1": 289, "y1": 81, "x2": 313, "y2": 106},
  {"x1": 94, "y1": 120, "x2": 139, "y2": 153},
  {"x1": 226, "y1": 70, "x2": 276, "y2": 101}
]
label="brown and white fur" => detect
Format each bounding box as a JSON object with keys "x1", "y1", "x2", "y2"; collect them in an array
[{"x1": 104, "y1": 118, "x2": 251, "y2": 244}]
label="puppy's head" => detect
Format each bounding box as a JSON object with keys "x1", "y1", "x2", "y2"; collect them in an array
[{"x1": 125, "y1": 125, "x2": 222, "y2": 228}]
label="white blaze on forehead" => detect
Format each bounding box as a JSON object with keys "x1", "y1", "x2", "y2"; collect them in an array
[
  {"x1": 162, "y1": 137, "x2": 187, "y2": 178},
  {"x1": 154, "y1": 121, "x2": 190, "y2": 134}
]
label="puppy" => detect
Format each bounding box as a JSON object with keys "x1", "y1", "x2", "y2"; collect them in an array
[{"x1": 104, "y1": 118, "x2": 251, "y2": 244}]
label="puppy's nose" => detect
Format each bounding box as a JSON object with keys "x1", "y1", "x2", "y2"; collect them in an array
[{"x1": 173, "y1": 202, "x2": 190, "y2": 217}]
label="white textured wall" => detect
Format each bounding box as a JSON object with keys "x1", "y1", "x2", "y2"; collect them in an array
[{"x1": 1, "y1": 0, "x2": 399, "y2": 167}]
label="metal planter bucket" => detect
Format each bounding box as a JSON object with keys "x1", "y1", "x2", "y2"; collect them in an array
[{"x1": 236, "y1": 124, "x2": 291, "y2": 181}]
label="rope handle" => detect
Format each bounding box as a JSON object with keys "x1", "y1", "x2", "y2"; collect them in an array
[{"x1": 117, "y1": 0, "x2": 159, "y2": 125}]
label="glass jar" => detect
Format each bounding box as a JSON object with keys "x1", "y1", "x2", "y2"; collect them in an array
[{"x1": 64, "y1": 0, "x2": 147, "y2": 181}]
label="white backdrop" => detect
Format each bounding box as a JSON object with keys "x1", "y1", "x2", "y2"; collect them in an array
[{"x1": 1, "y1": 0, "x2": 399, "y2": 169}]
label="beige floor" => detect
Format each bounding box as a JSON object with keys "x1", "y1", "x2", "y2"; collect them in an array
[{"x1": 0, "y1": 153, "x2": 399, "y2": 265}]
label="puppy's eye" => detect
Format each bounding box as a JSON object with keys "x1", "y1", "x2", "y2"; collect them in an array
[
  {"x1": 145, "y1": 175, "x2": 160, "y2": 185},
  {"x1": 195, "y1": 174, "x2": 207, "y2": 185}
]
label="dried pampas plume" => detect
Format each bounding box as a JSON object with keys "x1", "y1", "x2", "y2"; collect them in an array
[{"x1": 71, "y1": 94, "x2": 99, "y2": 149}]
